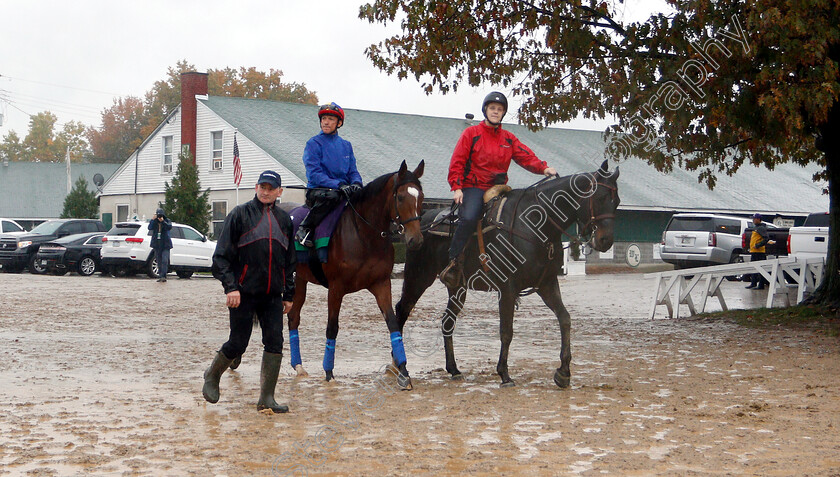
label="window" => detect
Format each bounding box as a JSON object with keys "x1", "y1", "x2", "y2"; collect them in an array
[
  {"x1": 212, "y1": 201, "x2": 227, "y2": 239},
  {"x1": 211, "y1": 131, "x2": 223, "y2": 171},
  {"x1": 714, "y1": 219, "x2": 741, "y2": 235},
  {"x1": 170, "y1": 226, "x2": 185, "y2": 239},
  {"x1": 162, "y1": 136, "x2": 173, "y2": 173},
  {"x1": 2, "y1": 220, "x2": 23, "y2": 233},
  {"x1": 82, "y1": 222, "x2": 100, "y2": 233},
  {"x1": 182, "y1": 227, "x2": 204, "y2": 241},
  {"x1": 116, "y1": 204, "x2": 129, "y2": 223},
  {"x1": 86, "y1": 235, "x2": 104, "y2": 245}
]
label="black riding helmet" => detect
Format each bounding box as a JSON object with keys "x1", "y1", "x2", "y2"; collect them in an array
[{"x1": 482, "y1": 91, "x2": 508, "y2": 125}]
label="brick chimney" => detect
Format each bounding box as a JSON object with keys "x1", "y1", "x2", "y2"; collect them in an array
[{"x1": 180, "y1": 72, "x2": 208, "y2": 165}]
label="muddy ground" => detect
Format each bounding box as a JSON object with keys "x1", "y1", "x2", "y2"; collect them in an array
[{"x1": 1, "y1": 270, "x2": 839, "y2": 476}]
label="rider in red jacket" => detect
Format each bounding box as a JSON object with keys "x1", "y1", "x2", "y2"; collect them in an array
[{"x1": 440, "y1": 91, "x2": 557, "y2": 288}]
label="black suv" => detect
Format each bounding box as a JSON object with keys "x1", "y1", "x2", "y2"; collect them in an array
[{"x1": 0, "y1": 219, "x2": 106, "y2": 274}]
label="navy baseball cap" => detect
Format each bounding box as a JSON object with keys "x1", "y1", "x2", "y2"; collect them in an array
[
  {"x1": 752, "y1": 213, "x2": 762, "y2": 219},
  {"x1": 257, "y1": 170, "x2": 282, "y2": 188}
]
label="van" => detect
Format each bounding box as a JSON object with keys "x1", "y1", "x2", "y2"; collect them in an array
[{"x1": 660, "y1": 213, "x2": 752, "y2": 269}]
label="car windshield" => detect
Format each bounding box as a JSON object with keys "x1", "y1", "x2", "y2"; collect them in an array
[
  {"x1": 107, "y1": 224, "x2": 142, "y2": 236},
  {"x1": 668, "y1": 217, "x2": 713, "y2": 232},
  {"x1": 29, "y1": 221, "x2": 65, "y2": 235}
]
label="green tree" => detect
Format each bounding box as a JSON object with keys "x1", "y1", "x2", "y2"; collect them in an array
[
  {"x1": 360, "y1": 0, "x2": 840, "y2": 306},
  {"x1": 0, "y1": 130, "x2": 25, "y2": 162},
  {"x1": 60, "y1": 175, "x2": 99, "y2": 219},
  {"x1": 87, "y1": 97, "x2": 146, "y2": 163},
  {"x1": 23, "y1": 111, "x2": 59, "y2": 162},
  {"x1": 55, "y1": 121, "x2": 92, "y2": 163},
  {"x1": 162, "y1": 151, "x2": 211, "y2": 236}
]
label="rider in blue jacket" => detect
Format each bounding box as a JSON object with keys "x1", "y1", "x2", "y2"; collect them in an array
[{"x1": 295, "y1": 102, "x2": 364, "y2": 247}]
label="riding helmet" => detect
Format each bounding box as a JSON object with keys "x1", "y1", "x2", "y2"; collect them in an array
[
  {"x1": 318, "y1": 102, "x2": 345, "y2": 126},
  {"x1": 482, "y1": 91, "x2": 508, "y2": 124}
]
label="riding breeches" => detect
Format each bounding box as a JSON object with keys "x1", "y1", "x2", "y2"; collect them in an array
[
  {"x1": 448, "y1": 187, "x2": 485, "y2": 260},
  {"x1": 220, "y1": 294, "x2": 285, "y2": 358}
]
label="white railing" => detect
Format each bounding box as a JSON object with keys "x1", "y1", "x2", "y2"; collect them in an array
[{"x1": 644, "y1": 257, "x2": 825, "y2": 319}]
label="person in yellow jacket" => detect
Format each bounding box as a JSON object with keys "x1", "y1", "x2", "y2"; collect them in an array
[{"x1": 746, "y1": 213, "x2": 775, "y2": 290}]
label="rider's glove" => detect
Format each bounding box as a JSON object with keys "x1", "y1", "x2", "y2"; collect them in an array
[{"x1": 340, "y1": 183, "x2": 362, "y2": 198}]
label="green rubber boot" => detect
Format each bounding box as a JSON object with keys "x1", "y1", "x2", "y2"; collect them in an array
[
  {"x1": 257, "y1": 351, "x2": 289, "y2": 414},
  {"x1": 202, "y1": 351, "x2": 233, "y2": 404}
]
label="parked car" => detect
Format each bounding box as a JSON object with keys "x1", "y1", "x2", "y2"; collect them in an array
[
  {"x1": 0, "y1": 219, "x2": 106, "y2": 273},
  {"x1": 99, "y1": 221, "x2": 216, "y2": 278},
  {"x1": 0, "y1": 218, "x2": 26, "y2": 234},
  {"x1": 35, "y1": 232, "x2": 106, "y2": 276},
  {"x1": 660, "y1": 213, "x2": 753, "y2": 270},
  {"x1": 788, "y1": 212, "x2": 830, "y2": 261}
]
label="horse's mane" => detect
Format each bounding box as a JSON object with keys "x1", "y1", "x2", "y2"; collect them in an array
[{"x1": 351, "y1": 169, "x2": 421, "y2": 205}]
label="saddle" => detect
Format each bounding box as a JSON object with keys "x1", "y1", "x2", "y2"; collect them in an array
[{"x1": 290, "y1": 203, "x2": 346, "y2": 263}]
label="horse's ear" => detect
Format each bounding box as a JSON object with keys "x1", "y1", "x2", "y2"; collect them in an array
[
  {"x1": 413, "y1": 160, "x2": 425, "y2": 179},
  {"x1": 398, "y1": 160, "x2": 408, "y2": 178},
  {"x1": 611, "y1": 165, "x2": 620, "y2": 181},
  {"x1": 599, "y1": 160, "x2": 609, "y2": 175}
]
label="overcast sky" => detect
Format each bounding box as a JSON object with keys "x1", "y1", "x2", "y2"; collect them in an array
[{"x1": 0, "y1": 0, "x2": 661, "y2": 138}]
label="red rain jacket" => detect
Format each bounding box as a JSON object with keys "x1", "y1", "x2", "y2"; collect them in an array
[{"x1": 447, "y1": 122, "x2": 547, "y2": 191}]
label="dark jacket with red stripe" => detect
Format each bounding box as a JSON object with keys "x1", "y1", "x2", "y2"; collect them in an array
[
  {"x1": 448, "y1": 122, "x2": 548, "y2": 191},
  {"x1": 212, "y1": 196, "x2": 296, "y2": 301}
]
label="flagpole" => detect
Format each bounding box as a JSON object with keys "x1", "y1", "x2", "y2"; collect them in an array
[
  {"x1": 234, "y1": 129, "x2": 239, "y2": 204},
  {"x1": 66, "y1": 146, "x2": 71, "y2": 194}
]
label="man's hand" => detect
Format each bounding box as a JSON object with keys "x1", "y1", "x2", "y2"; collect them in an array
[
  {"x1": 340, "y1": 183, "x2": 361, "y2": 198},
  {"x1": 544, "y1": 167, "x2": 558, "y2": 176},
  {"x1": 283, "y1": 301, "x2": 293, "y2": 314},
  {"x1": 226, "y1": 290, "x2": 241, "y2": 308},
  {"x1": 452, "y1": 189, "x2": 463, "y2": 205}
]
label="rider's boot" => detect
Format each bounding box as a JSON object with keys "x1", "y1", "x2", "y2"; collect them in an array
[
  {"x1": 257, "y1": 351, "x2": 289, "y2": 414},
  {"x1": 295, "y1": 226, "x2": 314, "y2": 248},
  {"x1": 439, "y1": 254, "x2": 465, "y2": 289},
  {"x1": 202, "y1": 350, "x2": 233, "y2": 404}
]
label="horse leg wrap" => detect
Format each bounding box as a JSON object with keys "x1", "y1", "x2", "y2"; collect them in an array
[
  {"x1": 289, "y1": 330, "x2": 302, "y2": 368},
  {"x1": 323, "y1": 339, "x2": 336, "y2": 372},
  {"x1": 390, "y1": 331, "x2": 407, "y2": 367}
]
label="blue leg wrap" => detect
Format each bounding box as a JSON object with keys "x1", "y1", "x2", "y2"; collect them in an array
[
  {"x1": 289, "y1": 330, "x2": 302, "y2": 368},
  {"x1": 390, "y1": 331, "x2": 407, "y2": 367},
  {"x1": 323, "y1": 338, "x2": 336, "y2": 372}
]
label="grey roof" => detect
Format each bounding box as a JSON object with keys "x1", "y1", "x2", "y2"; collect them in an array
[
  {"x1": 0, "y1": 162, "x2": 120, "y2": 219},
  {"x1": 202, "y1": 96, "x2": 828, "y2": 215}
]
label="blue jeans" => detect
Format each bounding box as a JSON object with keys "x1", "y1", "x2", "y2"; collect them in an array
[
  {"x1": 448, "y1": 188, "x2": 485, "y2": 260},
  {"x1": 154, "y1": 248, "x2": 170, "y2": 278}
]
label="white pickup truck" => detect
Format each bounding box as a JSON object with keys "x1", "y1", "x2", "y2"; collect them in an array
[{"x1": 787, "y1": 212, "x2": 830, "y2": 261}]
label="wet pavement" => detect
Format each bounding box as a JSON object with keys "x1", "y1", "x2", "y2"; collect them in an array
[{"x1": 1, "y1": 271, "x2": 838, "y2": 476}]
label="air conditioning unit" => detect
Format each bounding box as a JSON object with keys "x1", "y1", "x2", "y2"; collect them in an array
[{"x1": 163, "y1": 164, "x2": 172, "y2": 173}]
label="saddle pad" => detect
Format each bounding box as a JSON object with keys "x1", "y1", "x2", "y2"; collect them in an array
[{"x1": 290, "y1": 202, "x2": 346, "y2": 262}]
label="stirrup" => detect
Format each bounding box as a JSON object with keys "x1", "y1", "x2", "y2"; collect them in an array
[{"x1": 439, "y1": 259, "x2": 464, "y2": 288}]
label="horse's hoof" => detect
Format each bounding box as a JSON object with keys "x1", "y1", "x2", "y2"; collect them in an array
[
  {"x1": 450, "y1": 373, "x2": 464, "y2": 381},
  {"x1": 553, "y1": 369, "x2": 570, "y2": 388},
  {"x1": 500, "y1": 380, "x2": 516, "y2": 388},
  {"x1": 398, "y1": 375, "x2": 413, "y2": 391},
  {"x1": 325, "y1": 370, "x2": 334, "y2": 382},
  {"x1": 229, "y1": 355, "x2": 241, "y2": 370},
  {"x1": 295, "y1": 364, "x2": 308, "y2": 378}
]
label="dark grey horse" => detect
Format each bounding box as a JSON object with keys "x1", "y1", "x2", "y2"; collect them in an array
[{"x1": 396, "y1": 160, "x2": 620, "y2": 388}]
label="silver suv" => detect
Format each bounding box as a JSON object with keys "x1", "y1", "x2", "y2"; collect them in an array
[{"x1": 660, "y1": 213, "x2": 754, "y2": 269}]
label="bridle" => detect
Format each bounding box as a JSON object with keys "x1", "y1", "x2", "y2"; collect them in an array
[{"x1": 346, "y1": 173, "x2": 423, "y2": 238}]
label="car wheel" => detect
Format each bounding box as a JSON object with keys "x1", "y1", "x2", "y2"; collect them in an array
[
  {"x1": 175, "y1": 270, "x2": 193, "y2": 279},
  {"x1": 147, "y1": 257, "x2": 159, "y2": 278},
  {"x1": 77, "y1": 257, "x2": 98, "y2": 276},
  {"x1": 29, "y1": 254, "x2": 47, "y2": 274},
  {"x1": 726, "y1": 255, "x2": 744, "y2": 282}
]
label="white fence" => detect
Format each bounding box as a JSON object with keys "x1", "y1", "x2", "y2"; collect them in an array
[{"x1": 645, "y1": 257, "x2": 825, "y2": 319}]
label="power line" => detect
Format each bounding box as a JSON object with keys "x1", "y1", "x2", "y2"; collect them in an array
[{"x1": 0, "y1": 73, "x2": 124, "y2": 97}]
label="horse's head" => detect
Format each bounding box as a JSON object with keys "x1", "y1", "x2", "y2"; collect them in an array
[
  {"x1": 577, "y1": 160, "x2": 620, "y2": 252},
  {"x1": 389, "y1": 160, "x2": 425, "y2": 251}
]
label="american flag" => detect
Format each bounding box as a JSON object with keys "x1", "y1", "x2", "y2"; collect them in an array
[{"x1": 233, "y1": 133, "x2": 242, "y2": 186}]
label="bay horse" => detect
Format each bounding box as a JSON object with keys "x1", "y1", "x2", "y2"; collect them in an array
[
  {"x1": 395, "y1": 160, "x2": 619, "y2": 388},
  {"x1": 285, "y1": 160, "x2": 424, "y2": 390}
]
